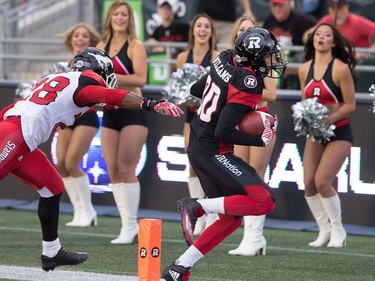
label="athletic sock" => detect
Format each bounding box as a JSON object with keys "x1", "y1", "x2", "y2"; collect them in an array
[
  {"x1": 197, "y1": 197, "x2": 225, "y2": 214},
  {"x1": 42, "y1": 237, "x2": 61, "y2": 258},
  {"x1": 175, "y1": 245, "x2": 203, "y2": 268}
]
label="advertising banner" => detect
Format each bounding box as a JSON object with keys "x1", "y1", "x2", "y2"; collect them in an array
[{"x1": 1, "y1": 84, "x2": 374, "y2": 226}]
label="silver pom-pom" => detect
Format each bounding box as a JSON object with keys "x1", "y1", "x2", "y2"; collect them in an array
[
  {"x1": 14, "y1": 81, "x2": 35, "y2": 100},
  {"x1": 291, "y1": 97, "x2": 335, "y2": 143},
  {"x1": 42, "y1": 61, "x2": 70, "y2": 78},
  {"x1": 369, "y1": 84, "x2": 375, "y2": 114},
  {"x1": 163, "y1": 63, "x2": 209, "y2": 106}
]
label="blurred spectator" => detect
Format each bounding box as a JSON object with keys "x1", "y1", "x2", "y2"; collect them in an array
[
  {"x1": 16, "y1": 0, "x2": 37, "y2": 30},
  {"x1": 263, "y1": 0, "x2": 316, "y2": 89},
  {"x1": 302, "y1": 0, "x2": 328, "y2": 20},
  {"x1": 302, "y1": 0, "x2": 375, "y2": 92},
  {"x1": 147, "y1": 0, "x2": 190, "y2": 56},
  {"x1": 197, "y1": 0, "x2": 253, "y2": 45},
  {"x1": 264, "y1": 0, "x2": 316, "y2": 47},
  {"x1": 302, "y1": 0, "x2": 320, "y2": 14},
  {"x1": 303, "y1": 0, "x2": 375, "y2": 49},
  {"x1": 16, "y1": 0, "x2": 27, "y2": 5}
]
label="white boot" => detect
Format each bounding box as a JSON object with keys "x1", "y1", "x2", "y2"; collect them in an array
[
  {"x1": 111, "y1": 182, "x2": 140, "y2": 244},
  {"x1": 63, "y1": 176, "x2": 81, "y2": 226},
  {"x1": 188, "y1": 177, "x2": 206, "y2": 235},
  {"x1": 194, "y1": 215, "x2": 206, "y2": 236},
  {"x1": 72, "y1": 174, "x2": 97, "y2": 227},
  {"x1": 321, "y1": 194, "x2": 347, "y2": 248},
  {"x1": 205, "y1": 213, "x2": 219, "y2": 229},
  {"x1": 305, "y1": 194, "x2": 331, "y2": 247},
  {"x1": 228, "y1": 215, "x2": 267, "y2": 256},
  {"x1": 228, "y1": 216, "x2": 252, "y2": 255}
]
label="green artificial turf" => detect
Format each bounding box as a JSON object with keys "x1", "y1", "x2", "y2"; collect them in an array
[{"x1": 0, "y1": 208, "x2": 374, "y2": 281}]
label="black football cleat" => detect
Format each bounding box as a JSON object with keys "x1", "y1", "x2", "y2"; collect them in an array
[
  {"x1": 41, "y1": 247, "x2": 88, "y2": 271},
  {"x1": 177, "y1": 198, "x2": 204, "y2": 246},
  {"x1": 161, "y1": 261, "x2": 191, "y2": 281}
]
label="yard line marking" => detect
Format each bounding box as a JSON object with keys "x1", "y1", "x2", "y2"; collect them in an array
[
  {"x1": 266, "y1": 246, "x2": 375, "y2": 258},
  {"x1": 1, "y1": 226, "x2": 375, "y2": 259},
  {"x1": 0, "y1": 265, "x2": 240, "y2": 281},
  {"x1": 0, "y1": 265, "x2": 137, "y2": 281}
]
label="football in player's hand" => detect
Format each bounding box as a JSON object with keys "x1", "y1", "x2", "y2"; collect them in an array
[{"x1": 238, "y1": 111, "x2": 275, "y2": 137}]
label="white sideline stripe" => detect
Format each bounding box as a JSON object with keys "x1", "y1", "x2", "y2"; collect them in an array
[
  {"x1": 270, "y1": 246, "x2": 375, "y2": 258},
  {"x1": 1, "y1": 226, "x2": 375, "y2": 258},
  {"x1": 0, "y1": 265, "x2": 137, "y2": 281}
]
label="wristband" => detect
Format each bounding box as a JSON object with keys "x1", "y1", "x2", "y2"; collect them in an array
[{"x1": 141, "y1": 98, "x2": 157, "y2": 111}]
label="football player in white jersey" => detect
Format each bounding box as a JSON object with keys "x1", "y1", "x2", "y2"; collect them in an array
[{"x1": 0, "y1": 47, "x2": 183, "y2": 271}]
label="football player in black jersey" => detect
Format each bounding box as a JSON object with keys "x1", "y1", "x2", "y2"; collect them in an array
[{"x1": 162, "y1": 28, "x2": 287, "y2": 281}]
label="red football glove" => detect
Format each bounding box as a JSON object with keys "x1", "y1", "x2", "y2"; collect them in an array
[
  {"x1": 153, "y1": 101, "x2": 184, "y2": 117},
  {"x1": 261, "y1": 119, "x2": 274, "y2": 146},
  {"x1": 141, "y1": 98, "x2": 184, "y2": 117}
]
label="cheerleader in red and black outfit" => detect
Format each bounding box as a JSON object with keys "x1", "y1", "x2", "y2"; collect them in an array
[{"x1": 298, "y1": 23, "x2": 356, "y2": 248}]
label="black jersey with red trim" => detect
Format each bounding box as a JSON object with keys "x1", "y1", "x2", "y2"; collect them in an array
[
  {"x1": 187, "y1": 50, "x2": 264, "y2": 156},
  {"x1": 105, "y1": 40, "x2": 133, "y2": 75},
  {"x1": 304, "y1": 59, "x2": 343, "y2": 104}
]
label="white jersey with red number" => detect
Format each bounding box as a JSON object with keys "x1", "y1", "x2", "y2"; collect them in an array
[{"x1": 4, "y1": 71, "x2": 93, "y2": 151}]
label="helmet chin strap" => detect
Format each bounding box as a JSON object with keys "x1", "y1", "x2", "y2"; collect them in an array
[
  {"x1": 259, "y1": 66, "x2": 267, "y2": 73},
  {"x1": 235, "y1": 55, "x2": 248, "y2": 64},
  {"x1": 235, "y1": 53, "x2": 278, "y2": 79}
]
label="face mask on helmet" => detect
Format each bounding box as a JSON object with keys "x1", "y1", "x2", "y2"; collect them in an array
[
  {"x1": 234, "y1": 28, "x2": 287, "y2": 78},
  {"x1": 71, "y1": 47, "x2": 118, "y2": 88},
  {"x1": 259, "y1": 44, "x2": 287, "y2": 78}
]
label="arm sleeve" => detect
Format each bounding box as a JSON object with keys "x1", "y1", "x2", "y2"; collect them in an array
[
  {"x1": 75, "y1": 85, "x2": 128, "y2": 107},
  {"x1": 215, "y1": 103, "x2": 264, "y2": 147},
  {"x1": 190, "y1": 73, "x2": 208, "y2": 99}
]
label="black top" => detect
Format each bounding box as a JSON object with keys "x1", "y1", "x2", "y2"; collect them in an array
[
  {"x1": 186, "y1": 49, "x2": 212, "y2": 68},
  {"x1": 149, "y1": 20, "x2": 189, "y2": 43},
  {"x1": 304, "y1": 59, "x2": 343, "y2": 104},
  {"x1": 197, "y1": 0, "x2": 237, "y2": 22},
  {"x1": 104, "y1": 40, "x2": 133, "y2": 75}
]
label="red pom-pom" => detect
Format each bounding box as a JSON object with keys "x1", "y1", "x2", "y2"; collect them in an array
[{"x1": 238, "y1": 111, "x2": 274, "y2": 137}]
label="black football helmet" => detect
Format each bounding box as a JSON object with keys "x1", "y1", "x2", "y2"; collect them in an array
[
  {"x1": 71, "y1": 47, "x2": 117, "y2": 88},
  {"x1": 234, "y1": 28, "x2": 287, "y2": 78}
]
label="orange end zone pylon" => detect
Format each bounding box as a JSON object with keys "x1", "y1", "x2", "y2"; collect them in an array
[{"x1": 138, "y1": 218, "x2": 162, "y2": 281}]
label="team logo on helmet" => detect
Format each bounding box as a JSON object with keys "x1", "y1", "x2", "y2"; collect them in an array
[
  {"x1": 234, "y1": 28, "x2": 287, "y2": 78},
  {"x1": 243, "y1": 34, "x2": 265, "y2": 53},
  {"x1": 75, "y1": 60, "x2": 84, "y2": 68},
  {"x1": 88, "y1": 51, "x2": 112, "y2": 69},
  {"x1": 71, "y1": 47, "x2": 117, "y2": 88}
]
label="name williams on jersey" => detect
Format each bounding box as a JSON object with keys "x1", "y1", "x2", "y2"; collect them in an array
[{"x1": 213, "y1": 56, "x2": 232, "y2": 83}]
